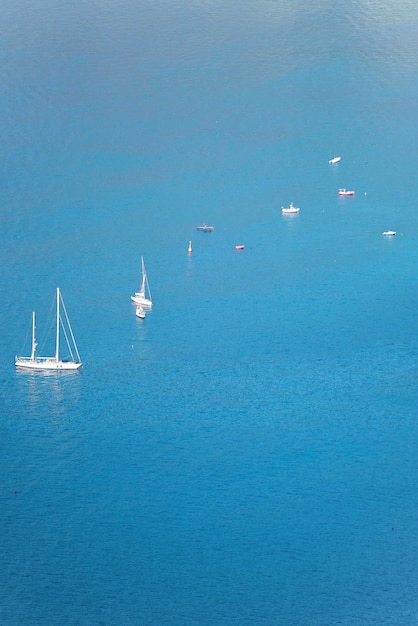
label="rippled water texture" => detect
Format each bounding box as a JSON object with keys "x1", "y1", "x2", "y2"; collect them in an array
[{"x1": 1, "y1": 1, "x2": 418, "y2": 624}]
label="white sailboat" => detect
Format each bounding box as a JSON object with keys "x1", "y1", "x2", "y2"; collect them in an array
[
  {"x1": 15, "y1": 288, "x2": 82, "y2": 371},
  {"x1": 131, "y1": 256, "x2": 152, "y2": 308}
]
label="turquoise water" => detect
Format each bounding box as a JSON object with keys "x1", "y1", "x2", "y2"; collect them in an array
[{"x1": 2, "y1": 1, "x2": 418, "y2": 624}]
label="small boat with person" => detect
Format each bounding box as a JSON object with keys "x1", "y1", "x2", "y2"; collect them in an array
[
  {"x1": 281, "y1": 202, "x2": 300, "y2": 214},
  {"x1": 135, "y1": 304, "x2": 146, "y2": 319},
  {"x1": 196, "y1": 224, "x2": 214, "y2": 232},
  {"x1": 15, "y1": 288, "x2": 82, "y2": 371}
]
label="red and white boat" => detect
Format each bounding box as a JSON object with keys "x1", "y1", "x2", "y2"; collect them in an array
[
  {"x1": 234, "y1": 244, "x2": 245, "y2": 250},
  {"x1": 338, "y1": 188, "x2": 355, "y2": 196}
]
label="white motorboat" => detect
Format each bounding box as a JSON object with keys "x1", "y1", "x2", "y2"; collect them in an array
[
  {"x1": 329, "y1": 156, "x2": 341, "y2": 164},
  {"x1": 15, "y1": 288, "x2": 82, "y2": 371},
  {"x1": 281, "y1": 202, "x2": 300, "y2": 214},
  {"x1": 382, "y1": 230, "x2": 396, "y2": 236},
  {"x1": 338, "y1": 189, "x2": 355, "y2": 196},
  {"x1": 196, "y1": 224, "x2": 214, "y2": 232}
]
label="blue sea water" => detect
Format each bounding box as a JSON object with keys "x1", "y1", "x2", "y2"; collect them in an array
[{"x1": 2, "y1": 1, "x2": 418, "y2": 624}]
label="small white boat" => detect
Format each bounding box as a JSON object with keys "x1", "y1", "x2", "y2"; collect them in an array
[
  {"x1": 15, "y1": 288, "x2": 82, "y2": 371},
  {"x1": 382, "y1": 230, "x2": 396, "y2": 236},
  {"x1": 135, "y1": 304, "x2": 146, "y2": 319},
  {"x1": 338, "y1": 189, "x2": 355, "y2": 196},
  {"x1": 329, "y1": 156, "x2": 341, "y2": 164},
  {"x1": 131, "y1": 256, "x2": 152, "y2": 308},
  {"x1": 196, "y1": 224, "x2": 214, "y2": 232},
  {"x1": 281, "y1": 202, "x2": 300, "y2": 214},
  {"x1": 234, "y1": 244, "x2": 245, "y2": 250}
]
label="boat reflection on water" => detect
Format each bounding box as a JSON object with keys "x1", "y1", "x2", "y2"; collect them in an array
[{"x1": 15, "y1": 367, "x2": 82, "y2": 420}]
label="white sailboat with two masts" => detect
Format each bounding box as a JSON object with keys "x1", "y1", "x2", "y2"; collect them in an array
[
  {"x1": 15, "y1": 288, "x2": 82, "y2": 371},
  {"x1": 131, "y1": 256, "x2": 152, "y2": 308}
]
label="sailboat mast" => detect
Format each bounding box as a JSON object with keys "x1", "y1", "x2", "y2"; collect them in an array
[
  {"x1": 141, "y1": 256, "x2": 146, "y2": 293},
  {"x1": 30, "y1": 311, "x2": 36, "y2": 360},
  {"x1": 55, "y1": 287, "x2": 60, "y2": 362}
]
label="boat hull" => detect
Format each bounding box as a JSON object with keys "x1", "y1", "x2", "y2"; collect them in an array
[
  {"x1": 15, "y1": 357, "x2": 82, "y2": 370},
  {"x1": 135, "y1": 305, "x2": 146, "y2": 319},
  {"x1": 281, "y1": 202, "x2": 300, "y2": 214}
]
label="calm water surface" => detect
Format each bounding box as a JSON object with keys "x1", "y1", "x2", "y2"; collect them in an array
[{"x1": 2, "y1": 1, "x2": 418, "y2": 624}]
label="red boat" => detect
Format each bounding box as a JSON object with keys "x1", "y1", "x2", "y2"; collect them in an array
[
  {"x1": 234, "y1": 244, "x2": 245, "y2": 250},
  {"x1": 338, "y1": 188, "x2": 355, "y2": 196}
]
